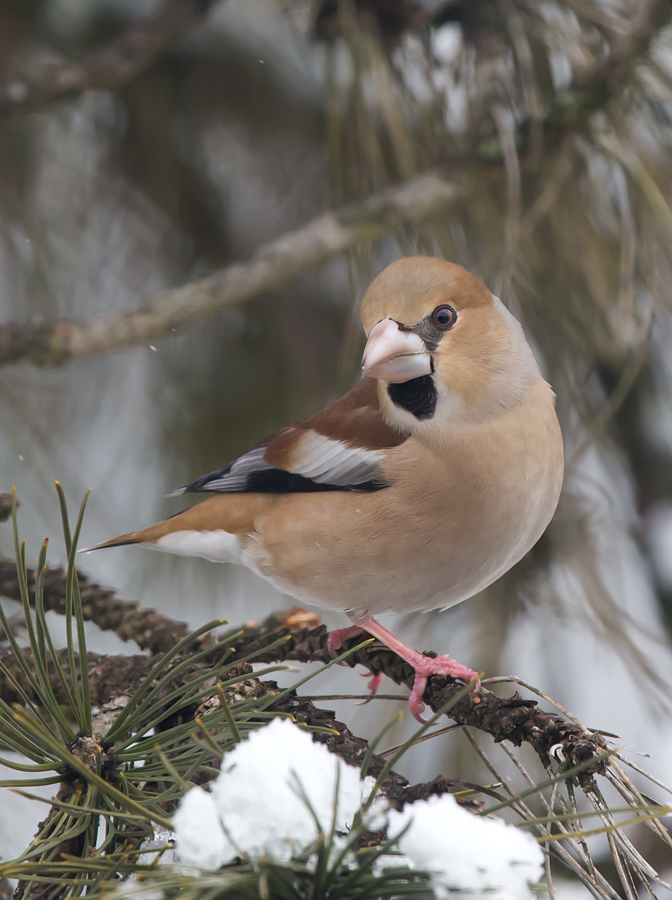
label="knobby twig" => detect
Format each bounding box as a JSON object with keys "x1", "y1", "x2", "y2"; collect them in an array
[
  {"x1": 0, "y1": 0, "x2": 217, "y2": 115},
  {"x1": 0, "y1": 560, "x2": 189, "y2": 654},
  {"x1": 0, "y1": 172, "x2": 461, "y2": 368}
]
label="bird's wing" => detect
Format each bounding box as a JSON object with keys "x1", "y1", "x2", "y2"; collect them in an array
[{"x1": 170, "y1": 380, "x2": 409, "y2": 495}]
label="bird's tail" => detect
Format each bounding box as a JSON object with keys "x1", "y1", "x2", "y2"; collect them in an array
[{"x1": 79, "y1": 531, "x2": 142, "y2": 553}]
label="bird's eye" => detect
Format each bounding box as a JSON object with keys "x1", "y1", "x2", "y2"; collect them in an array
[{"x1": 431, "y1": 305, "x2": 457, "y2": 330}]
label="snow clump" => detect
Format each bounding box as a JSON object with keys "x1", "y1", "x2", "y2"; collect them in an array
[
  {"x1": 173, "y1": 718, "x2": 544, "y2": 900},
  {"x1": 173, "y1": 717, "x2": 381, "y2": 867},
  {"x1": 387, "y1": 793, "x2": 544, "y2": 900}
]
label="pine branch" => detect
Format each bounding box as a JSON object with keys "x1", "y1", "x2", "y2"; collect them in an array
[
  {"x1": 5, "y1": 646, "x2": 481, "y2": 900},
  {"x1": 0, "y1": 604, "x2": 607, "y2": 775},
  {"x1": 225, "y1": 612, "x2": 608, "y2": 773},
  {"x1": 0, "y1": 560, "x2": 189, "y2": 653},
  {"x1": 0, "y1": 646, "x2": 155, "y2": 708}
]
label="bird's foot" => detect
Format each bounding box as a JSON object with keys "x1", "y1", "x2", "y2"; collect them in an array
[
  {"x1": 355, "y1": 617, "x2": 480, "y2": 724},
  {"x1": 407, "y1": 655, "x2": 480, "y2": 723},
  {"x1": 327, "y1": 625, "x2": 365, "y2": 659}
]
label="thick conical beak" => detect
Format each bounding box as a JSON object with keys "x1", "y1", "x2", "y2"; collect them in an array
[{"x1": 361, "y1": 318, "x2": 432, "y2": 383}]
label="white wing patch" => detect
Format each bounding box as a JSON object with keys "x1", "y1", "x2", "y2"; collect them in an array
[{"x1": 287, "y1": 431, "x2": 384, "y2": 486}]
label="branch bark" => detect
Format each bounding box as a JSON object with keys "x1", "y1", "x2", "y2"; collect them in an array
[
  {"x1": 226, "y1": 612, "x2": 607, "y2": 773},
  {"x1": 0, "y1": 0, "x2": 216, "y2": 115},
  {"x1": 0, "y1": 172, "x2": 461, "y2": 367},
  {"x1": 0, "y1": 560, "x2": 189, "y2": 654},
  {"x1": 0, "y1": 606, "x2": 607, "y2": 774}
]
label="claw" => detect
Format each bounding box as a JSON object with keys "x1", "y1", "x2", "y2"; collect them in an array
[
  {"x1": 329, "y1": 618, "x2": 479, "y2": 724},
  {"x1": 367, "y1": 671, "x2": 383, "y2": 695}
]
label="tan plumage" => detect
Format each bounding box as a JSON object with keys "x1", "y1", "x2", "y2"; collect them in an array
[{"x1": 89, "y1": 257, "x2": 564, "y2": 720}]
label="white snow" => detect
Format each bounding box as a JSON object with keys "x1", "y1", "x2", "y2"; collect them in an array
[
  {"x1": 172, "y1": 719, "x2": 544, "y2": 900},
  {"x1": 173, "y1": 717, "x2": 380, "y2": 867},
  {"x1": 387, "y1": 793, "x2": 544, "y2": 900},
  {"x1": 172, "y1": 787, "x2": 229, "y2": 870}
]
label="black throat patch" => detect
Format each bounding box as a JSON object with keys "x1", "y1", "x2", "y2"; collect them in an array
[{"x1": 387, "y1": 375, "x2": 437, "y2": 420}]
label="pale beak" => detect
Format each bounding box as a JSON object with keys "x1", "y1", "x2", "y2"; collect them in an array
[{"x1": 361, "y1": 318, "x2": 432, "y2": 383}]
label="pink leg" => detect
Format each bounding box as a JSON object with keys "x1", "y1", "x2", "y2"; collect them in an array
[{"x1": 360, "y1": 618, "x2": 480, "y2": 723}]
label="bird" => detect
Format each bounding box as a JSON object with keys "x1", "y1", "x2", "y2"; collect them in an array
[{"x1": 86, "y1": 257, "x2": 564, "y2": 721}]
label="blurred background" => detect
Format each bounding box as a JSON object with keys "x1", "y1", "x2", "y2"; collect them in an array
[{"x1": 2, "y1": 0, "x2": 672, "y2": 888}]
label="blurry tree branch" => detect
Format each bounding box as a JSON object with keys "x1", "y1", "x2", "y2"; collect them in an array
[
  {"x1": 0, "y1": 560, "x2": 189, "y2": 653},
  {"x1": 0, "y1": 1, "x2": 668, "y2": 368},
  {"x1": 0, "y1": 0, "x2": 217, "y2": 115},
  {"x1": 483, "y1": 0, "x2": 672, "y2": 161},
  {"x1": 0, "y1": 172, "x2": 461, "y2": 367},
  {"x1": 573, "y1": 0, "x2": 672, "y2": 98},
  {"x1": 0, "y1": 495, "x2": 14, "y2": 524}
]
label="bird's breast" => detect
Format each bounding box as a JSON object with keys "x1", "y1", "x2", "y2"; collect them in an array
[{"x1": 246, "y1": 379, "x2": 563, "y2": 618}]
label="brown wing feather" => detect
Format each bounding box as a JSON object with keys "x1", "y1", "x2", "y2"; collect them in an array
[
  {"x1": 172, "y1": 380, "x2": 409, "y2": 494},
  {"x1": 304, "y1": 379, "x2": 408, "y2": 450},
  {"x1": 265, "y1": 380, "x2": 407, "y2": 470},
  {"x1": 86, "y1": 385, "x2": 409, "y2": 549}
]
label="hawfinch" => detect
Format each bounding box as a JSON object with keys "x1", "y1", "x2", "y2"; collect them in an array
[{"x1": 89, "y1": 258, "x2": 564, "y2": 721}]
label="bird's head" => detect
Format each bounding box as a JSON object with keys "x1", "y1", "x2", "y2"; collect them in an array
[{"x1": 360, "y1": 257, "x2": 540, "y2": 428}]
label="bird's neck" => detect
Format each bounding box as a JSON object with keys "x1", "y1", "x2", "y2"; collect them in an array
[{"x1": 379, "y1": 372, "x2": 555, "y2": 451}]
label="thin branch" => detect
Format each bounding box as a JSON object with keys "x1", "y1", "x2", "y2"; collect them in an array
[
  {"x1": 0, "y1": 0, "x2": 217, "y2": 116},
  {"x1": 0, "y1": 172, "x2": 461, "y2": 368}
]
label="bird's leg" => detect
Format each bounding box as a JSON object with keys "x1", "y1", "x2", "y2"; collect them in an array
[
  {"x1": 327, "y1": 624, "x2": 383, "y2": 701},
  {"x1": 359, "y1": 617, "x2": 480, "y2": 723}
]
